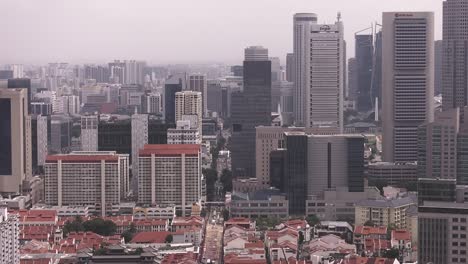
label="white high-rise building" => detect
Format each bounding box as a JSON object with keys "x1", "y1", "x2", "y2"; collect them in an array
[
  {"x1": 0, "y1": 206, "x2": 19, "y2": 264},
  {"x1": 36, "y1": 115, "x2": 48, "y2": 167},
  {"x1": 382, "y1": 12, "x2": 435, "y2": 162},
  {"x1": 175, "y1": 91, "x2": 203, "y2": 136},
  {"x1": 131, "y1": 114, "x2": 148, "y2": 180},
  {"x1": 81, "y1": 115, "x2": 99, "y2": 151},
  {"x1": 294, "y1": 13, "x2": 344, "y2": 132},
  {"x1": 138, "y1": 144, "x2": 201, "y2": 216},
  {"x1": 61, "y1": 95, "x2": 80, "y2": 115},
  {"x1": 142, "y1": 93, "x2": 161, "y2": 114},
  {"x1": 187, "y1": 74, "x2": 208, "y2": 117},
  {"x1": 168, "y1": 120, "x2": 201, "y2": 144},
  {"x1": 44, "y1": 151, "x2": 129, "y2": 217},
  {"x1": 293, "y1": 13, "x2": 318, "y2": 125},
  {"x1": 9, "y1": 64, "x2": 24, "y2": 78}
]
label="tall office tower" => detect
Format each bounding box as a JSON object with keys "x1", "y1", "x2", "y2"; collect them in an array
[
  {"x1": 36, "y1": 115, "x2": 48, "y2": 169},
  {"x1": 9, "y1": 64, "x2": 24, "y2": 78},
  {"x1": 98, "y1": 119, "x2": 132, "y2": 156},
  {"x1": 270, "y1": 57, "x2": 282, "y2": 111},
  {"x1": 187, "y1": 74, "x2": 208, "y2": 117},
  {"x1": 0, "y1": 89, "x2": 30, "y2": 195},
  {"x1": 84, "y1": 65, "x2": 110, "y2": 83},
  {"x1": 355, "y1": 34, "x2": 373, "y2": 112},
  {"x1": 371, "y1": 30, "x2": 383, "y2": 108},
  {"x1": 458, "y1": 115, "x2": 468, "y2": 184},
  {"x1": 131, "y1": 114, "x2": 148, "y2": 181},
  {"x1": 293, "y1": 13, "x2": 318, "y2": 125},
  {"x1": 81, "y1": 115, "x2": 99, "y2": 151},
  {"x1": 3, "y1": 78, "x2": 32, "y2": 113},
  {"x1": 50, "y1": 115, "x2": 72, "y2": 154},
  {"x1": 418, "y1": 108, "x2": 459, "y2": 180},
  {"x1": 443, "y1": 0, "x2": 468, "y2": 110},
  {"x1": 231, "y1": 46, "x2": 272, "y2": 177},
  {"x1": 286, "y1": 53, "x2": 295, "y2": 82},
  {"x1": 284, "y1": 132, "x2": 309, "y2": 215},
  {"x1": 283, "y1": 132, "x2": 365, "y2": 215},
  {"x1": 61, "y1": 95, "x2": 80, "y2": 115},
  {"x1": 141, "y1": 93, "x2": 161, "y2": 115},
  {"x1": 167, "y1": 120, "x2": 201, "y2": 144},
  {"x1": 348, "y1": 58, "x2": 358, "y2": 100},
  {"x1": 138, "y1": 144, "x2": 201, "y2": 216},
  {"x1": 382, "y1": 12, "x2": 435, "y2": 162},
  {"x1": 435, "y1": 40, "x2": 443, "y2": 95},
  {"x1": 307, "y1": 19, "x2": 344, "y2": 132},
  {"x1": 31, "y1": 115, "x2": 48, "y2": 174},
  {"x1": 0, "y1": 206, "x2": 19, "y2": 264},
  {"x1": 164, "y1": 74, "x2": 186, "y2": 124},
  {"x1": 108, "y1": 60, "x2": 126, "y2": 84},
  {"x1": 175, "y1": 91, "x2": 203, "y2": 136},
  {"x1": 44, "y1": 151, "x2": 128, "y2": 217}
]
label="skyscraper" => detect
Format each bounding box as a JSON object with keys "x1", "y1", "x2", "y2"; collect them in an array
[
  {"x1": 231, "y1": 46, "x2": 271, "y2": 177},
  {"x1": 355, "y1": 34, "x2": 373, "y2": 112},
  {"x1": 293, "y1": 13, "x2": 318, "y2": 125},
  {"x1": 164, "y1": 74, "x2": 186, "y2": 124},
  {"x1": 187, "y1": 74, "x2": 208, "y2": 117},
  {"x1": 442, "y1": 0, "x2": 468, "y2": 110},
  {"x1": 131, "y1": 114, "x2": 148, "y2": 181},
  {"x1": 286, "y1": 53, "x2": 295, "y2": 83},
  {"x1": 294, "y1": 13, "x2": 344, "y2": 131},
  {"x1": 0, "y1": 88, "x2": 30, "y2": 195},
  {"x1": 435, "y1": 40, "x2": 443, "y2": 95},
  {"x1": 382, "y1": 12, "x2": 435, "y2": 162}
]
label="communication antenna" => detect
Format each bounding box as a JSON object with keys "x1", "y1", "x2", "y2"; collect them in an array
[{"x1": 337, "y1": 12, "x2": 342, "y2": 22}]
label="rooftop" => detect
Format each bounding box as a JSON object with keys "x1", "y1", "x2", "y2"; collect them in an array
[{"x1": 139, "y1": 144, "x2": 200, "y2": 156}]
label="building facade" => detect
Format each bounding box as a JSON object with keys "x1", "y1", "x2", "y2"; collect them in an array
[
  {"x1": 187, "y1": 74, "x2": 208, "y2": 117},
  {"x1": 0, "y1": 88, "x2": 31, "y2": 195},
  {"x1": 138, "y1": 145, "x2": 201, "y2": 216},
  {"x1": 442, "y1": 0, "x2": 468, "y2": 111},
  {"x1": 230, "y1": 46, "x2": 272, "y2": 178},
  {"x1": 382, "y1": 12, "x2": 435, "y2": 162},
  {"x1": 175, "y1": 91, "x2": 203, "y2": 136},
  {"x1": 81, "y1": 115, "x2": 99, "y2": 151},
  {"x1": 0, "y1": 206, "x2": 19, "y2": 264},
  {"x1": 44, "y1": 151, "x2": 128, "y2": 217}
]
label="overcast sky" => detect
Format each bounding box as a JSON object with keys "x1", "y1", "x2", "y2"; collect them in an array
[{"x1": 0, "y1": 0, "x2": 443, "y2": 65}]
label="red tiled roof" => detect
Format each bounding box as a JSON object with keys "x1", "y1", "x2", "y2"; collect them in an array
[
  {"x1": 285, "y1": 219, "x2": 308, "y2": 230},
  {"x1": 161, "y1": 252, "x2": 198, "y2": 264},
  {"x1": 340, "y1": 256, "x2": 397, "y2": 264},
  {"x1": 391, "y1": 229, "x2": 411, "y2": 241},
  {"x1": 21, "y1": 259, "x2": 53, "y2": 264},
  {"x1": 46, "y1": 154, "x2": 119, "y2": 163},
  {"x1": 354, "y1": 226, "x2": 387, "y2": 236},
  {"x1": 131, "y1": 231, "x2": 172, "y2": 244},
  {"x1": 245, "y1": 241, "x2": 264, "y2": 249},
  {"x1": 224, "y1": 253, "x2": 267, "y2": 264},
  {"x1": 139, "y1": 144, "x2": 200, "y2": 156},
  {"x1": 364, "y1": 239, "x2": 391, "y2": 252}
]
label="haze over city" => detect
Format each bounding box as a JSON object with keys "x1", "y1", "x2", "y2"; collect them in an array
[{"x1": 1, "y1": 0, "x2": 442, "y2": 64}]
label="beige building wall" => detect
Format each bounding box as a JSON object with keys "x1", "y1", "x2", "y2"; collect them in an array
[{"x1": 0, "y1": 88, "x2": 29, "y2": 194}]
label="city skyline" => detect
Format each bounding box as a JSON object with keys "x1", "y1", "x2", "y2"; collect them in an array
[{"x1": 1, "y1": 0, "x2": 442, "y2": 64}]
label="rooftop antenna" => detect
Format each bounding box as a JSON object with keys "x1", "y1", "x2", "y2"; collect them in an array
[{"x1": 337, "y1": 12, "x2": 342, "y2": 22}]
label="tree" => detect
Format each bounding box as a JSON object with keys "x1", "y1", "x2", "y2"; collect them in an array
[
  {"x1": 220, "y1": 169, "x2": 233, "y2": 193},
  {"x1": 222, "y1": 208, "x2": 230, "y2": 221},
  {"x1": 83, "y1": 218, "x2": 117, "y2": 236},
  {"x1": 63, "y1": 216, "x2": 84, "y2": 236},
  {"x1": 305, "y1": 215, "x2": 320, "y2": 227},
  {"x1": 364, "y1": 220, "x2": 375, "y2": 227},
  {"x1": 203, "y1": 168, "x2": 218, "y2": 201},
  {"x1": 298, "y1": 231, "x2": 304, "y2": 245},
  {"x1": 382, "y1": 248, "x2": 400, "y2": 259},
  {"x1": 165, "y1": 234, "x2": 173, "y2": 244},
  {"x1": 121, "y1": 223, "x2": 137, "y2": 243}
]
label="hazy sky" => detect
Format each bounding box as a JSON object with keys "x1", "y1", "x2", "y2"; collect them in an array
[{"x1": 0, "y1": 0, "x2": 443, "y2": 65}]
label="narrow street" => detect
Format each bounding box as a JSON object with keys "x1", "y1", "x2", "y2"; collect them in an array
[{"x1": 201, "y1": 206, "x2": 224, "y2": 264}]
